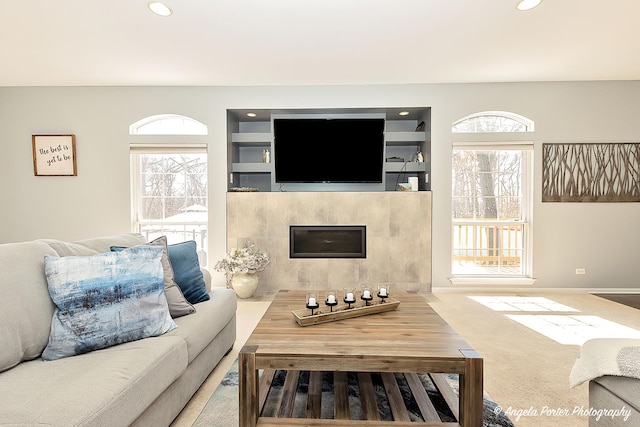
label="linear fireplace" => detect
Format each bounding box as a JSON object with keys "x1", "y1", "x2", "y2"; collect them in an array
[{"x1": 290, "y1": 225, "x2": 366, "y2": 258}]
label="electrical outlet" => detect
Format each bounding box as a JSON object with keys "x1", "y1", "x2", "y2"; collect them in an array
[{"x1": 575, "y1": 268, "x2": 586, "y2": 275}]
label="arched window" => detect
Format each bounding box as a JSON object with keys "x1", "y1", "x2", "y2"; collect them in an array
[
  {"x1": 452, "y1": 111, "x2": 534, "y2": 133},
  {"x1": 129, "y1": 114, "x2": 209, "y2": 265},
  {"x1": 450, "y1": 111, "x2": 534, "y2": 282},
  {"x1": 129, "y1": 114, "x2": 208, "y2": 135}
]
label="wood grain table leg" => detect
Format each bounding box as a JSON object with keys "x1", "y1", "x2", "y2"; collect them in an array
[
  {"x1": 239, "y1": 346, "x2": 259, "y2": 427},
  {"x1": 459, "y1": 349, "x2": 483, "y2": 427}
]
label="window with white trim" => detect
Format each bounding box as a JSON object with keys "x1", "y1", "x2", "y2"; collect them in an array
[
  {"x1": 451, "y1": 112, "x2": 533, "y2": 277},
  {"x1": 129, "y1": 115, "x2": 208, "y2": 266}
]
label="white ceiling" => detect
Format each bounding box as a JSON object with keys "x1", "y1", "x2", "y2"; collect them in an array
[{"x1": 2, "y1": 0, "x2": 640, "y2": 87}]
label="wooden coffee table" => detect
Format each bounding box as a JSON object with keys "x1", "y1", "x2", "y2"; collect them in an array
[{"x1": 239, "y1": 290, "x2": 483, "y2": 426}]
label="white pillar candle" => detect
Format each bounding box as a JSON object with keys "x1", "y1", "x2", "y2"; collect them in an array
[
  {"x1": 408, "y1": 176, "x2": 418, "y2": 191},
  {"x1": 379, "y1": 287, "x2": 387, "y2": 297},
  {"x1": 362, "y1": 290, "x2": 371, "y2": 299},
  {"x1": 346, "y1": 292, "x2": 355, "y2": 301},
  {"x1": 308, "y1": 297, "x2": 316, "y2": 306},
  {"x1": 327, "y1": 294, "x2": 336, "y2": 303}
]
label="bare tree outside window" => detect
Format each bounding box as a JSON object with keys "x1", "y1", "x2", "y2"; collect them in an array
[
  {"x1": 140, "y1": 154, "x2": 207, "y2": 220},
  {"x1": 452, "y1": 151, "x2": 522, "y2": 221},
  {"x1": 134, "y1": 152, "x2": 208, "y2": 265}
]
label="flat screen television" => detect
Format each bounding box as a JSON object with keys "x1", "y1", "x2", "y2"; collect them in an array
[{"x1": 274, "y1": 118, "x2": 385, "y2": 183}]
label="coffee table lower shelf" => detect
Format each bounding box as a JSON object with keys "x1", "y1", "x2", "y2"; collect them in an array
[{"x1": 256, "y1": 369, "x2": 462, "y2": 426}]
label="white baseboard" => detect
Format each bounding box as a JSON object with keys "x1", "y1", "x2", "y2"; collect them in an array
[
  {"x1": 447, "y1": 277, "x2": 537, "y2": 286},
  {"x1": 432, "y1": 285, "x2": 640, "y2": 294}
]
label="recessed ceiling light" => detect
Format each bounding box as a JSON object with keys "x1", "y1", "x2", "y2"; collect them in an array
[
  {"x1": 148, "y1": 2, "x2": 172, "y2": 17},
  {"x1": 246, "y1": 112, "x2": 257, "y2": 118},
  {"x1": 399, "y1": 111, "x2": 410, "y2": 116},
  {"x1": 516, "y1": 0, "x2": 542, "y2": 11}
]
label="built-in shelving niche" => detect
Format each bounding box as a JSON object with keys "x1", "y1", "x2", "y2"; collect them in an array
[{"x1": 227, "y1": 107, "x2": 430, "y2": 192}]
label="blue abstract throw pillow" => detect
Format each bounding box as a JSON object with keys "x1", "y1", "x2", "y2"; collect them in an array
[
  {"x1": 167, "y1": 241, "x2": 210, "y2": 304},
  {"x1": 110, "y1": 236, "x2": 196, "y2": 318},
  {"x1": 42, "y1": 245, "x2": 178, "y2": 361}
]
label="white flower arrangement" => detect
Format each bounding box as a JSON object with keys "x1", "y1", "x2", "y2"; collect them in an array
[{"x1": 214, "y1": 241, "x2": 270, "y2": 278}]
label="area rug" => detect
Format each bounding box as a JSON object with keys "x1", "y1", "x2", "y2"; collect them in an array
[{"x1": 193, "y1": 360, "x2": 514, "y2": 426}]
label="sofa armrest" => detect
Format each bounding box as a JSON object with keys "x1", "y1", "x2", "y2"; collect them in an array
[{"x1": 201, "y1": 268, "x2": 212, "y2": 292}]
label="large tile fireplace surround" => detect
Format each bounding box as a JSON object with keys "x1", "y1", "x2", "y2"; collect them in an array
[{"x1": 226, "y1": 192, "x2": 432, "y2": 293}]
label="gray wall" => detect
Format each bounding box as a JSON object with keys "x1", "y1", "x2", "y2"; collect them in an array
[{"x1": 1, "y1": 82, "x2": 639, "y2": 290}]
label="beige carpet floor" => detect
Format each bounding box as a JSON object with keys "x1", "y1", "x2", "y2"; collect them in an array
[{"x1": 170, "y1": 290, "x2": 640, "y2": 427}]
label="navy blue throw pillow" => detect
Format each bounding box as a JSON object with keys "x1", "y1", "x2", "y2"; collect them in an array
[{"x1": 166, "y1": 240, "x2": 210, "y2": 304}]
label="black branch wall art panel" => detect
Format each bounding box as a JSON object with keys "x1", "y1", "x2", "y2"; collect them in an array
[{"x1": 542, "y1": 143, "x2": 640, "y2": 202}]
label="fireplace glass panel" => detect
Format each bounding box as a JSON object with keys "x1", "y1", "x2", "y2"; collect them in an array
[{"x1": 290, "y1": 226, "x2": 366, "y2": 258}]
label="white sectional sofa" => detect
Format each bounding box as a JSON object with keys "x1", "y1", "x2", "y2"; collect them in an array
[
  {"x1": 0, "y1": 233, "x2": 237, "y2": 426},
  {"x1": 589, "y1": 376, "x2": 640, "y2": 426},
  {"x1": 570, "y1": 338, "x2": 640, "y2": 426}
]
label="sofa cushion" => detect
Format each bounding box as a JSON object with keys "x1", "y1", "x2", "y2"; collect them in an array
[
  {"x1": 42, "y1": 245, "x2": 177, "y2": 360},
  {"x1": 72, "y1": 233, "x2": 147, "y2": 253},
  {"x1": 111, "y1": 236, "x2": 196, "y2": 318},
  {"x1": 39, "y1": 240, "x2": 101, "y2": 256},
  {"x1": 168, "y1": 287, "x2": 237, "y2": 363},
  {"x1": 593, "y1": 375, "x2": 640, "y2": 413},
  {"x1": 167, "y1": 240, "x2": 210, "y2": 304},
  {"x1": 0, "y1": 335, "x2": 188, "y2": 426},
  {"x1": 39, "y1": 233, "x2": 147, "y2": 256},
  {"x1": 0, "y1": 242, "x2": 58, "y2": 372}
]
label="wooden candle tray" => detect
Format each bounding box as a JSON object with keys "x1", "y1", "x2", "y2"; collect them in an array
[{"x1": 291, "y1": 298, "x2": 400, "y2": 326}]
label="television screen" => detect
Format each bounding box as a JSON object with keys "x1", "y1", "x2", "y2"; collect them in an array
[{"x1": 274, "y1": 118, "x2": 385, "y2": 183}]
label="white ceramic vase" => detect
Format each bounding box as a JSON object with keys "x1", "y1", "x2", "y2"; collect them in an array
[{"x1": 231, "y1": 273, "x2": 259, "y2": 298}]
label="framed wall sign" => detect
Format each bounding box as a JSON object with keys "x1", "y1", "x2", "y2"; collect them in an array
[{"x1": 32, "y1": 134, "x2": 77, "y2": 176}]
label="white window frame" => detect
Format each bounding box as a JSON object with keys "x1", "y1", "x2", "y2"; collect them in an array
[
  {"x1": 452, "y1": 111, "x2": 534, "y2": 133},
  {"x1": 450, "y1": 112, "x2": 535, "y2": 284},
  {"x1": 130, "y1": 144, "x2": 209, "y2": 265},
  {"x1": 129, "y1": 114, "x2": 209, "y2": 265}
]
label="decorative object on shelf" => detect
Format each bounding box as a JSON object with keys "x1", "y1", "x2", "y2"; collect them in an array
[
  {"x1": 386, "y1": 156, "x2": 405, "y2": 162},
  {"x1": 32, "y1": 134, "x2": 77, "y2": 176},
  {"x1": 306, "y1": 292, "x2": 320, "y2": 315},
  {"x1": 214, "y1": 241, "x2": 270, "y2": 298},
  {"x1": 292, "y1": 295, "x2": 400, "y2": 326},
  {"x1": 408, "y1": 177, "x2": 418, "y2": 191},
  {"x1": 397, "y1": 183, "x2": 412, "y2": 191},
  {"x1": 410, "y1": 149, "x2": 424, "y2": 163},
  {"x1": 228, "y1": 187, "x2": 259, "y2": 192},
  {"x1": 262, "y1": 149, "x2": 270, "y2": 163},
  {"x1": 415, "y1": 121, "x2": 425, "y2": 131}
]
